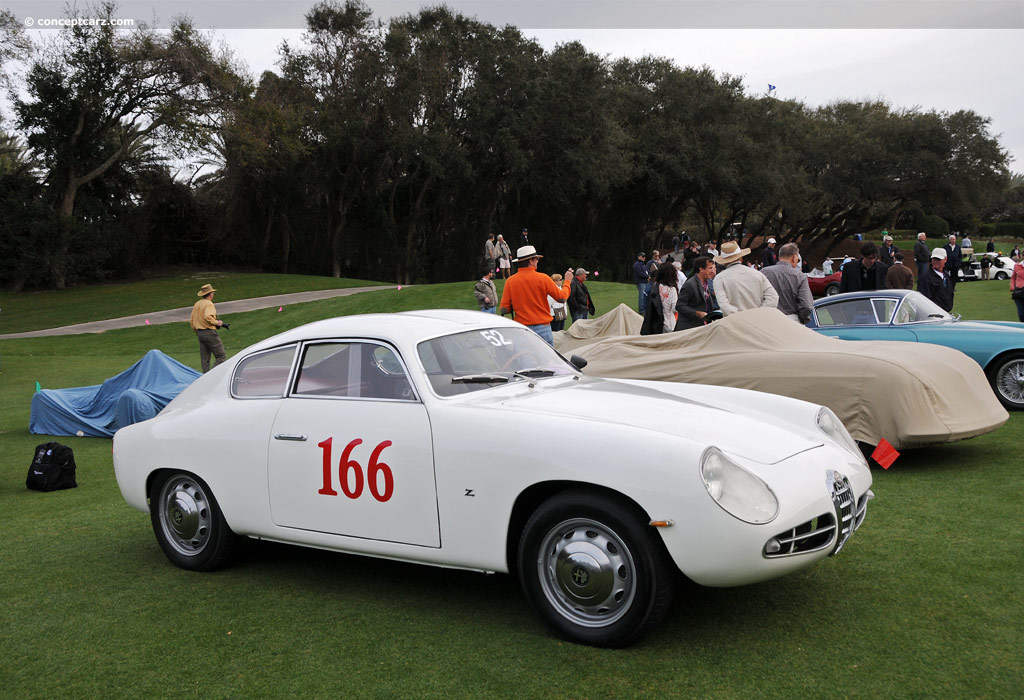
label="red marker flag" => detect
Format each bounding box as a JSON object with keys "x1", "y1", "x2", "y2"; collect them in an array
[{"x1": 871, "y1": 438, "x2": 900, "y2": 469}]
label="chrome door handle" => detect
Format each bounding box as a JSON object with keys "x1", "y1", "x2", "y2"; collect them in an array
[{"x1": 274, "y1": 433, "x2": 308, "y2": 441}]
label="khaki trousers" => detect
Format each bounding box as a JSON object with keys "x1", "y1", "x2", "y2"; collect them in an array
[{"x1": 196, "y1": 329, "x2": 227, "y2": 373}]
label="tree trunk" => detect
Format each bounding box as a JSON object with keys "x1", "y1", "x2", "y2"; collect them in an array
[
  {"x1": 279, "y1": 211, "x2": 291, "y2": 274},
  {"x1": 332, "y1": 201, "x2": 346, "y2": 278},
  {"x1": 51, "y1": 181, "x2": 80, "y2": 290},
  {"x1": 403, "y1": 175, "x2": 434, "y2": 285},
  {"x1": 260, "y1": 207, "x2": 276, "y2": 267}
]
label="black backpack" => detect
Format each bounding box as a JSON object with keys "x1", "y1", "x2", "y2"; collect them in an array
[{"x1": 26, "y1": 442, "x2": 78, "y2": 492}]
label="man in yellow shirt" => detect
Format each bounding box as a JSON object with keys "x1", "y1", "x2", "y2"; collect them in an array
[
  {"x1": 499, "y1": 246, "x2": 572, "y2": 345},
  {"x1": 189, "y1": 283, "x2": 228, "y2": 372}
]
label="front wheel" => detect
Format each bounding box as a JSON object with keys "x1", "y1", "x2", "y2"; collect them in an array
[
  {"x1": 825, "y1": 283, "x2": 840, "y2": 296},
  {"x1": 994, "y1": 271, "x2": 1009, "y2": 281},
  {"x1": 987, "y1": 353, "x2": 1024, "y2": 411},
  {"x1": 518, "y1": 491, "x2": 675, "y2": 647},
  {"x1": 150, "y1": 471, "x2": 237, "y2": 571}
]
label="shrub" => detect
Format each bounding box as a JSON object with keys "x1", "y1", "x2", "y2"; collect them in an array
[
  {"x1": 979, "y1": 222, "x2": 1024, "y2": 239},
  {"x1": 916, "y1": 214, "x2": 949, "y2": 240}
]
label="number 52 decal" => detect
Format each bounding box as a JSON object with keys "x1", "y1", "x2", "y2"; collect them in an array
[
  {"x1": 317, "y1": 437, "x2": 394, "y2": 502},
  {"x1": 480, "y1": 330, "x2": 513, "y2": 346}
]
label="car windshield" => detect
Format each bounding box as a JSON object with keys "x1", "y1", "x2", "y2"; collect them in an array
[
  {"x1": 893, "y1": 292, "x2": 953, "y2": 324},
  {"x1": 417, "y1": 327, "x2": 577, "y2": 396}
]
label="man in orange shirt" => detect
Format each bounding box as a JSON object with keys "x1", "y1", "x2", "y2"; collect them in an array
[{"x1": 500, "y1": 245, "x2": 573, "y2": 345}]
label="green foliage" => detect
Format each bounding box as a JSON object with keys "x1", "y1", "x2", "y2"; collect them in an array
[
  {"x1": 916, "y1": 213, "x2": 950, "y2": 239},
  {"x1": 2, "y1": 3, "x2": 1014, "y2": 290},
  {"x1": 10, "y1": 2, "x2": 246, "y2": 288},
  {"x1": 979, "y1": 221, "x2": 1024, "y2": 238}
]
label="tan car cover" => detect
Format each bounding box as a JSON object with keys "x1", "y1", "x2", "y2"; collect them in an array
[{"x1": 555, "y1": 305, "x2": 1007, "y2": 449}]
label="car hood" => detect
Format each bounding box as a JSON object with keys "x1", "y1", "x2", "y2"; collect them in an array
[
  {"x1": 490, "y1": 378, "x2": 822, "y2": 465},
  {"x1": 911, "y1": 319, "x2": 1024, "y2": 335}
]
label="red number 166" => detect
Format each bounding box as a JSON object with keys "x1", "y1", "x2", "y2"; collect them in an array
[{"x1": 317, "y1": 437, "x2": 394, "y2": 502}]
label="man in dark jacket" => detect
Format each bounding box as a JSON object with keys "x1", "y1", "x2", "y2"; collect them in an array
[
  {"x1": 879, "y1": 235, "x2": 898, "y2": 267},
  {"x1": 762, "y1": 238, "x2": 778, "y2": 267},
  {"x1": 942, "y1": 234, "x2": 963, "y2": 293},
  {"x1": 913, "y1": 232, "x2": 930, "y2": 279},
  {"x1": 674, "y1": 256, "x2": 717, "y2": 331},
  {"x1": 918, "y1": 247, "x2": 954, "y2": 312},
  {"x1": 839, "y1": 242, "x2": 888, "y2": 292},
  {"x1": 633, "y1": 252, "x2": 650, "y2": 314},
  {"x1": 568, "y1": 268, "x2": 595, "y2": 322}
]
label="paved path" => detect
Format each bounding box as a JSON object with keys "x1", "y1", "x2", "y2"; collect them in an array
[{"x1": 0, "y1": 286, "x2": 397, "y2": 340}]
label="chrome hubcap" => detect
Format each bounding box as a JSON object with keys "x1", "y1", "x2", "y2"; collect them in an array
[
  {"x1": 537, "y1": 518, "x2": 636, "y2": 628},
  {"x1": 996, "y1": 359, "x2": 1024, "y2": 405},
  {"x1": 158, "y1": 477, "x2": 211, "y2": 556}
]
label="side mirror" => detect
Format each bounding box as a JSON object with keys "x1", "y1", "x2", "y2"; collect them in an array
[{"x1": 569, "y1": 354, "x2": 588, "y2": 370}]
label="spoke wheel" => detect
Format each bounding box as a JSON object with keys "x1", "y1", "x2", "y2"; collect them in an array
[
  {"x1": 518, "y1": 491, "x2": 675, "y2": 647},
  {"x1": 150, "y1": 472, "x2": 236, "y2": 571},
  {"x1": 988, "y1": 353, "x2": 1024, "y2": 410},
  {"x1": 825, "y1": 283, "x2": 840, "y2": 296}
]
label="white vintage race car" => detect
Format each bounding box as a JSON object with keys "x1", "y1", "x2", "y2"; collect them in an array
[{"x1": 113, "y1": 310, "x2": 873, "y2": 647}]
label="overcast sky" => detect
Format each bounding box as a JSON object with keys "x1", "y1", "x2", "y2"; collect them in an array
[{"x1": 8, "y1": 1, "x2": 1023, "y2": 168}]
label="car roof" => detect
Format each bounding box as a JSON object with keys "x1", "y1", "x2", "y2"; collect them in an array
[
  {"x1": 814, "y1": 289, "x2": 915, "y2": 305},
  {"x1": 244, "y1": 309, "x2": 520, "y2": 353}
]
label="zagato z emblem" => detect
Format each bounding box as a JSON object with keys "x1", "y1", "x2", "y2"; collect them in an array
[
  {"x1": 572, "y1": 566, "x2": 590, "y2": 586},
  {"x1": 464, "y1": 489, "x2": 475, "y2": 497}
]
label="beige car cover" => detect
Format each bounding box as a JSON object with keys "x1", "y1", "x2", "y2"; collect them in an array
[{"x1": 555, "y1": 305, "x2": 1007, "y2": 449}]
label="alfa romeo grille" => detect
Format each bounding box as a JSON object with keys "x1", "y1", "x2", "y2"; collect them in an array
[
  {"x1": 763, "y1": 470, "x2": 867, "y2": 559},
  {"x1": 762, "y1": 512, "x2": 837, "y2": 557}
]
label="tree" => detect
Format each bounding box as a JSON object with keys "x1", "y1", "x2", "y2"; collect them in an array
[
  {"x1": 0, "y1": 133, "x2": 51, "y2": 290},
  {"x1": 0, "y1": 9, "x2": 33, "y2": 96},
  {"x1": 14, "y1": 2, "x2": 244, "y2": 287},
  {"x1": 279, "y1": 0, "x2": 384, "y2": 278}
]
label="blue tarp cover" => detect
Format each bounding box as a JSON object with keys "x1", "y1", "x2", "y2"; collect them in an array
[{"x1": 30, "y1": 349, "x2": 200, "y2": 437}]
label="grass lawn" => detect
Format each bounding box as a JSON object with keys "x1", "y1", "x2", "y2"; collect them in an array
[
  {"x1": 0, "y1": 273, "x2": 1021, "y2": 699},
  {"x1": 0, "y1": 271, "x2": 385, "y2": 334}
]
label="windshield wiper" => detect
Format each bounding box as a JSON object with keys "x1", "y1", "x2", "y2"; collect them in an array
[
  {"x1": 514, "y1": 367, "x2": 556, "y2": 379},
  {"x1": 452, "y1": 374, "x2": 510, "y2": 384},
  {"x1": 927, "y1": 313, "x2": 946, "y2": 318}
]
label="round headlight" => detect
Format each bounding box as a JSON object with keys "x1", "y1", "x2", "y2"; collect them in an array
[
  {"x1": 816, "y1": 407, "x2": 863, "y2": 461},
  {"x1": 700, "y1": 447, "x2": 778, "y2": 524}
]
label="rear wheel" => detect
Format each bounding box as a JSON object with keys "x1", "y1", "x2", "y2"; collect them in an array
[
  {"x1": 987, "y1": 352, "x2": 1024, "y2": 410},
  {"x1": 150, "y1": 471, "x2": 237, "y2": 571},
  {"x1": 518, "y1": 491, "x2": 675, "y2": 647},
  {"x1": 825, "y1": 283, "x2": 840, "y2": 296},
  {"x1": 994, "y1": 271, "x2": 1009, "y2": 281}
]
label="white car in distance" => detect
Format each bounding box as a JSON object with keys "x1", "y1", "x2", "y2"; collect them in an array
[{"x1": 113, "y1": 310, "x2": 873, "y2": 647}]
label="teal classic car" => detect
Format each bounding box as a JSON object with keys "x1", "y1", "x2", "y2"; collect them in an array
[{"x1": 808, "y1": 289, "x2": 1024, "y2": 410}]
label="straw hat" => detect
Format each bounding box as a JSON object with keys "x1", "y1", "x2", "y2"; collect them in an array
[
  {"x1": 713, "y1": 241, "x2": 751, "y2": 265},
  {"x1": 197, "y1": 283, "x2": 217, "y2": 297}
]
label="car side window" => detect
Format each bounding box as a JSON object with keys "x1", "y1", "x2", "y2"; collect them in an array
[
  {"x1": 894, "y1": 302, "x2": 913, "y2": 325},
  {"x1": 293, "y1": 342, "x2": 415, "y2": 401},
  {"x1": 815, "y1": 300, "x2": 877, "y2": 326},
  {"x1": 232, "y1": 345, "x2": 297, "y2": 398},
  {"x1": 872, "y1": 299, "x2": 897, "y2": 324}
]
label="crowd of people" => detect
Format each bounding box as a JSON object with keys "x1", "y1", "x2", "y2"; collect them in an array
[{"x1": 477, "y1": 230, "x2": 1024, "y2": 344}]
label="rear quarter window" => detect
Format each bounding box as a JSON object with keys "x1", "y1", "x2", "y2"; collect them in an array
[{"x1": 231, "y1": 345, "x2": 297, "y2": 398}]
